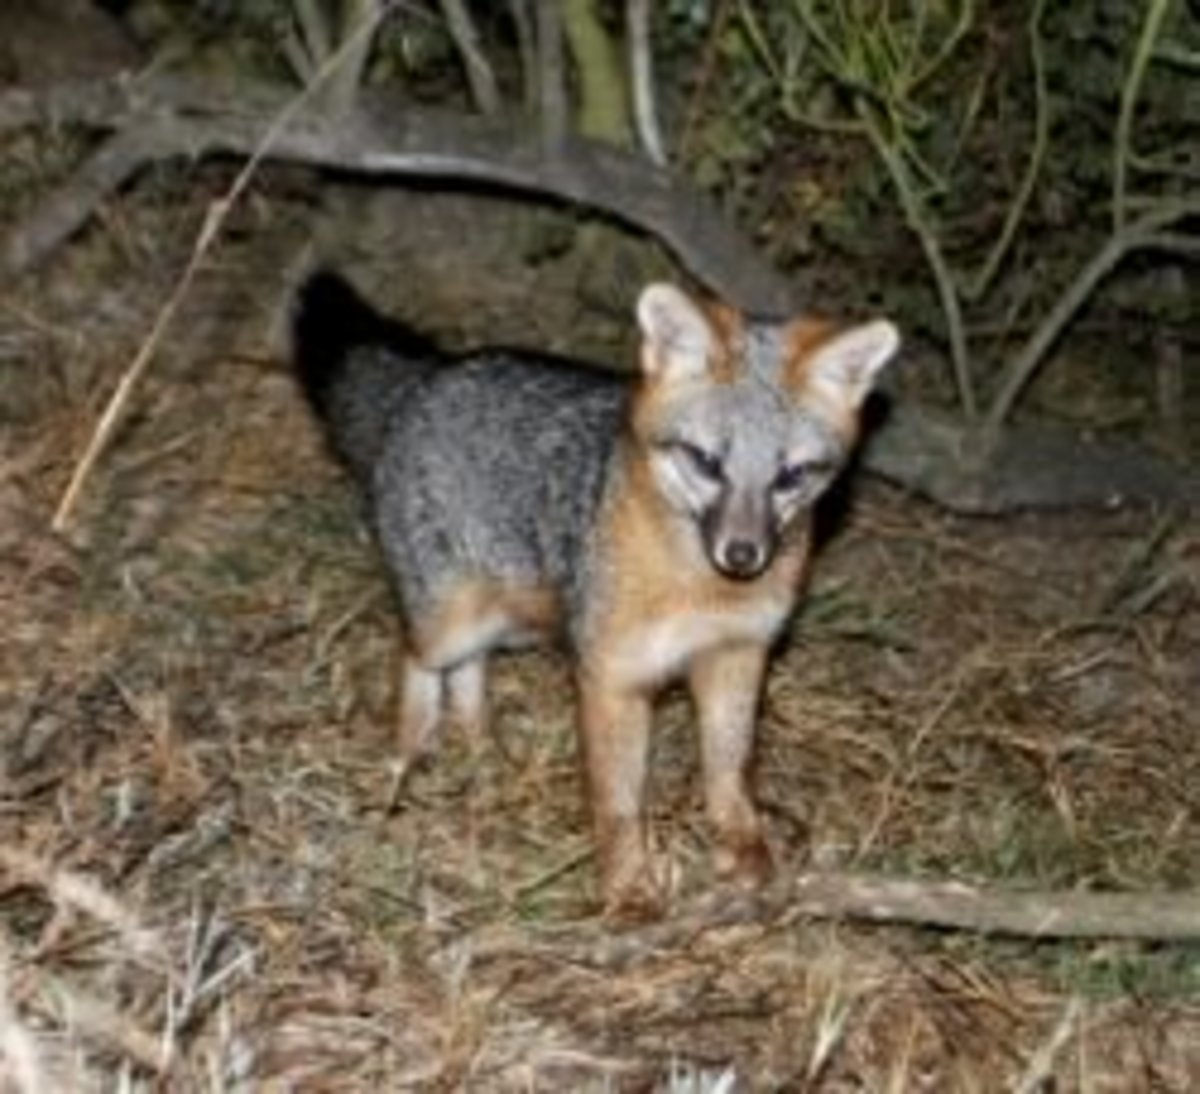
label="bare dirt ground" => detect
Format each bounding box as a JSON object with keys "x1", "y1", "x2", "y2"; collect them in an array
[{"x1": 1, "y1": 165, "x2": 1198, "y2": 1091}]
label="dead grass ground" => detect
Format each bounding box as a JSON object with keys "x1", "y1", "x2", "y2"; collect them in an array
[{"x1": 0, "y1": 166, "x2": 1197, "y2": 1091}]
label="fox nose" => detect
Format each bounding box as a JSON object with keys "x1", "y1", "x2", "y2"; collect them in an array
[{"x1": 717, "y1": 539, "x2": 766, "y2": 579}]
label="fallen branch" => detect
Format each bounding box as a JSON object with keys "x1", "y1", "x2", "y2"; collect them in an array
[{"x1": 497, "y1": 871, "x2": 1200, "y2": 970}]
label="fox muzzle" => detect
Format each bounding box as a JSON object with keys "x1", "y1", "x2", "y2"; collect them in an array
[{"x1": 702, "y1": 492, "x2": 777, "y2": 581}]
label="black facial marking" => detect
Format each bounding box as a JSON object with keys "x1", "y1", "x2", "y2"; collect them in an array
[
  {"x1": 678, "y1": 441, "x2": 723, "y2": 483},
  {"x1": 773, "y1": 457, "x2": 838, "y2": 496}
]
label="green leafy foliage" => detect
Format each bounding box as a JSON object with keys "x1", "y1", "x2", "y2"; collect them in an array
[{"x1": 670, "y1": 0, "x2": 1197, "y2": 426}]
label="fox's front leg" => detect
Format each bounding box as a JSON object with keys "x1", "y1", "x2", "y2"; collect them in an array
[
  {"x1": 577, "y1": 672, "x2": 664, "y2": 921},
  {"x1": 689, "y1": 643, "x2": 774, "y2": 887}
]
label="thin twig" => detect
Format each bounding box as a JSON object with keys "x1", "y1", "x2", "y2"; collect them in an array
[
  {"x1": 49, "y1": 6, "x2": 391, "y2": 533},
  {"x1": 779, "y1": 4, "x2": 977, "y2": 417},
  {"x1": 1152, "y1": 42, "x2": 1200, "y2": 72},
  {"x1": 627, "y1": 0, "x2": 666, "y2": 165},
  {"x1": 512, "y1": 847, "x2": 594, "y2": 902},
  {"x1": 505, "y1": 0, "x2": 538, "y2": 114},
  {"x1": 323, "y1": 0, "x2": 384, "y2": 116},
  {"x1": 282, "y1": 24, "x2": 318, "y2": 86},
  {"x1": 1113, "y1": 0, "x2": 1172, "y2": 231},
  {"x1": 984, "y1": 199, "x2": 1200, "y2": 433},
  {"x1": 1147, "y1": 232, "x2": 1200, "y2": 255},
  {"x1": 439, "y1": 0, "x2": 501, "y2": 116},
  {"x1": 942, "y1": 47, "x2": 992, "y2": 176},
  {"x1": 535, "y1": 0, "x2": 567, "y2": 152},
  {"x1": 676, "y1": 0, "x2": 731, "y2": 161},
  {"x1": 908, "y1": 0, "x2": 975, "y2": 92},
  {"x1": 294, "y1": 0, "x2": 336, "y2": 71},
  {"x1": 965, "y1": 0, "x2": 1047, "y2": 301},
  {"x1": 1131, "y1": 145, "x2": 1200, "y2": 181},
  {"x1": 862, "y1": 107, "x2": 977, "y2": 421},
  {"x1": 51, "y1": 201, "x2": 218, "y2": 533},
  {"x1": 1013, "y1": 997, "x2": 1083, "y2": 1094}
]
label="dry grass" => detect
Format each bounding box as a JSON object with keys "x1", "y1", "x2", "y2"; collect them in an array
[{"x1": 0, "y1": 163, "x2": 1197, "y2": 1090}]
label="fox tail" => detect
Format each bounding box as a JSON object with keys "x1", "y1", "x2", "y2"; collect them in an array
[{"x1": 291, "y1": 269, "x2": 440, "y2": 482}]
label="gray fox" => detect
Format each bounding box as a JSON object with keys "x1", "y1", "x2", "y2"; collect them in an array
[{"x1": 293, "y1": 271, "x2": 899, "y2": 920}]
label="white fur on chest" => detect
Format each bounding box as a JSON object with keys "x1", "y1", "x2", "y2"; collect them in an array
[{"x1": 610, "y1": 599, "x2": 791, "y2": 688}]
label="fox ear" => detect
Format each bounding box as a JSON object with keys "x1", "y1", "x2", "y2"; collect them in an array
[
  {"x1": 636, "y1": 283, "x2": 714, "y2": 382},
  {"x1": 806, "y1": 319, "x2": 900, "y2": 409}
]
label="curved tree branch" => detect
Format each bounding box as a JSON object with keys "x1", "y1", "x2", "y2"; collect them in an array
[
  {"x1": 0, "y1": 74, "x2": 797, "y2": 314},
  {"x1": 1, "y1": 74, "x2": 1195, "y2": 517}
]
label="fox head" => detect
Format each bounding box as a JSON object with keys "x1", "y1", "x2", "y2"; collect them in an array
[{"x1": 631, "y1": 283, "x2": 899, "y2": 581}]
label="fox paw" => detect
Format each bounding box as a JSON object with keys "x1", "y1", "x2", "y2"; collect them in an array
[
  {"x1": 601, "y1": 862, "x2": 669, "y2": 924},
  {"x1": 713, "y1": 836, "x2": 774, "y2": 890}
]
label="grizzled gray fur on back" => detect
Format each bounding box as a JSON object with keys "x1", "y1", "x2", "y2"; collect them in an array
[{"x1": 292, "y1": 270, "x2": 629, "y2": 631}]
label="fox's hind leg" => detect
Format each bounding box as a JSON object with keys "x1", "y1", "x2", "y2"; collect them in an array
[
  {"x1": 387, "y1": 654, "x2": 445, "y2": 808},
  {"x1": 396, "y1": 654, "x2": 492, "y2": 759},
  {"x1": 689, "y1": 643, "x2": 774, "y2": 888},
  {"x1": 389, "y1": 654, "x2": 493, "y2": 813},
  {"x1": 395, "y1": 654, "x2": 444, "y2": 770},
  {"x1": 446, "y1": 656, "x2": 490, "y2": 748}
]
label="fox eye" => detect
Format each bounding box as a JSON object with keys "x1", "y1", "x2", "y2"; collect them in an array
[
  {"x1": 678, "y1": 442, "x2": 723, "y2": 482},
  {"x1": 773, "y1": 463, "x2": 808, "y2": 493},
  {"x1": 773, "y1": 459, "x2": 833, "y2": 493}
]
